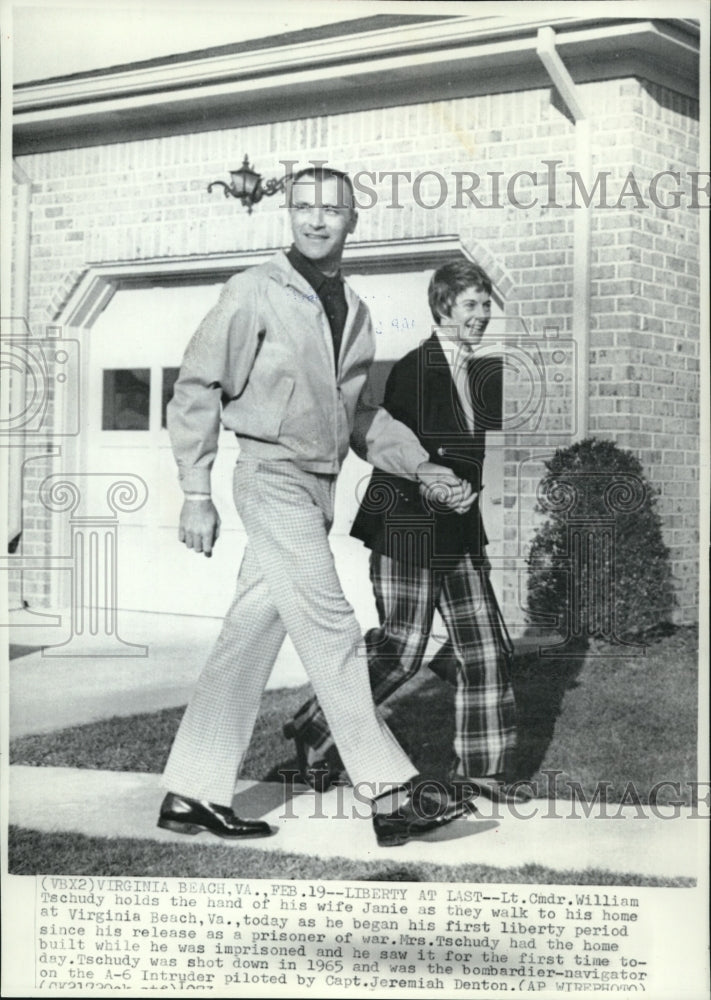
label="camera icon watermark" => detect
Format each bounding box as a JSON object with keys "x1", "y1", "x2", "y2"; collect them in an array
[
  {"x1": 0, "y1": 320, "x2": 81, "y2": 436},
  {"x1": 417, "y1": 317, "x2": 577, "y2": 441}
]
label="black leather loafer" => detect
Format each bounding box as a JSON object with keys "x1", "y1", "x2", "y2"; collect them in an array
[
  {"x1": 157, "y1": 793, "x2": 273, "y2": 838},
  {"x1": 283, "y1": 721, "x2": 345, "y2": 792},
  {"x1": 373, "y1": 781, "x2": 466, "y2": 848}
]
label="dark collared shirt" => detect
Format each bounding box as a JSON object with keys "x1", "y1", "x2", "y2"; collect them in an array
[{"x1": 287, "y1": 244, "x2": 348, "y2": 371}]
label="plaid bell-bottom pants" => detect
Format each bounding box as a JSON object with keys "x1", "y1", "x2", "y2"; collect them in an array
[{"x1": 290, "y1": 549, "x2": 517, "y2": 779}]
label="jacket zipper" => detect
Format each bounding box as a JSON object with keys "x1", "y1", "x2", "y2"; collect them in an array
[{"x1": 282, "y1": 267, "x2": 345, "y2": 471}]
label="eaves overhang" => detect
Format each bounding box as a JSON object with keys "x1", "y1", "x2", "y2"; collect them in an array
[{"x1": 13, "y1": 15, "x2": 700, "y2": 155}]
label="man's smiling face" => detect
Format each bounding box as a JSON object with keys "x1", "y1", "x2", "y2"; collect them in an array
[{"x1": 289, "y1": 174, "x2": 357, "y2": 274}]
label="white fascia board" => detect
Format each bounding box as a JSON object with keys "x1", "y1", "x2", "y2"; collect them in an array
[
  {"x1": 14, "y1": 36, "x2": 536, "y2": 126},
  {"x1": 14, "y1": 15, "x2": 639, "y2": 115},
  {"x1": 12, "y1": 18, "x2": 699, "y2": 146}
]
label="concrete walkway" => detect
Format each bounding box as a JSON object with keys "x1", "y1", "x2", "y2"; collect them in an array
[
  {"x1": 6, "y1": 609, "x2": 706, "y2": 880},
  {"x1": 8, "y1": 608, "x2": 309, "y2": 738},
  {"x1": 8, "y1": 765, "x2": 705, "y2": 878}
]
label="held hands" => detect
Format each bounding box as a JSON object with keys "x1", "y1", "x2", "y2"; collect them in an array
[
  {"x1": 416, "y1": 461, "x2": 477, "y2": 515},
  {"x1": 179, "y1": 498, "x2": 221, "y2": 557}
]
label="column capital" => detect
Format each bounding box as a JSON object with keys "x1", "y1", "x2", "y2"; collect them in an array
[
  {"x1": 536, "y1": 471, "x2": 647, "y2": 520},
  {"x1": 39, "y1": 473, "x2": 148, "y2": 519}
]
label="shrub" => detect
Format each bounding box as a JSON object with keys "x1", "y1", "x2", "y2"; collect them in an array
[{"x1": 526, "y1": 438, "x2": 675, "y2": 642}]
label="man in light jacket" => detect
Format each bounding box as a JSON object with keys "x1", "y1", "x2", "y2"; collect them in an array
[{"x1": 158, "y1": 165, "x2": 475, "y2": 848}]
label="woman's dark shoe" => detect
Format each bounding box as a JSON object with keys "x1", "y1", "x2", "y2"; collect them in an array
[
  {"x1": 373, "y1": 780, "x2": 466, "y2": 848},
  {"x1": 283, "y1": 720, "x2": 309, "y2": 775},
  {"x1": 157, "y1": 793, "x2": 273, "y2": 838},
  {"x1": 282, "y1": 721, "x2": 344, "y2": 792}
]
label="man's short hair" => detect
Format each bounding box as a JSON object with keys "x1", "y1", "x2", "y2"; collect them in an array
[
  {"x1": 288, "y1": 166, "x2": 355, "y2": 209},
  {"x1": 428, "y1": 260, "x2": 493, "y2": 323}
]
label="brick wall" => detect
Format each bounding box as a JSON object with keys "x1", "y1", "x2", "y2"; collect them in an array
[
  {"x1": 585, "y1": 80, "x2": 700, "y2": 623},
  {"x1": 10, "y1": 76, "x2": 700, "y2": 624}
]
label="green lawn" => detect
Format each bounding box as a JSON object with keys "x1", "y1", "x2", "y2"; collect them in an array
[
  {"x1": 8, "y1": 626, "x2": 698, "y2": 882},
  {"x1": 7, "y1": 828, "x2": 694, "y2": 886},
  {"x1": 11, "y1": 625, "x2": 698, "y2": 804}
]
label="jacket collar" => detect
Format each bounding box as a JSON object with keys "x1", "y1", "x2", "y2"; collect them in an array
[
  {"x1": 420, "y1": 333, "x2": 482, "y2": 441},
  {"x1": 264, "y1": 250, "x2": 364, "y2": 368},
  {"x1": 422, "y1": 332, "x2": 455, "y2": 383},
  {"x1": 265, "y1": 249, "x2": 313, "y2": 296},
  {"x1": 266, "y1": 249, "x2": 358, "y2": 306},
  {"x1": 286, "y1": 244, "x2": 343, "y2": 293}
]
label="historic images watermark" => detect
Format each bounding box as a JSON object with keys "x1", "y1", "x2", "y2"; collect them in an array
[
  {"x1": 275, "y1": 159, "x2": 711, "y2": 210},
  {"x1": 275, "y1": 772, "x2": 711, "y2": 822}
]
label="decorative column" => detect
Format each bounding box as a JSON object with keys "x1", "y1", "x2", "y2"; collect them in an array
[{"x1": 39, "y1": 473, "x2": 148, "y2": 656}]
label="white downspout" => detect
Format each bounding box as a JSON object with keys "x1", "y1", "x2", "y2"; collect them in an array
[
  {"x1": 536, "y1": 26, "x2": 591, "y2": 442},
  {"x1": 7, "y1": 162, "x2": 33, "y2": 549},
  {"x1": 12, "y1": 161, "x2": 32, "y2": 322}
]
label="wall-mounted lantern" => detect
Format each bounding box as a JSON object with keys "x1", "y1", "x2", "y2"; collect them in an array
[{"x1": 207, "y1": 155, "x2": 289, "y2": 213}]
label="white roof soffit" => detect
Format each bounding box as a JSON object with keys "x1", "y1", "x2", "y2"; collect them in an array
[{"x1": 14, "y1": 15, "x2": 700, "y2": 154}]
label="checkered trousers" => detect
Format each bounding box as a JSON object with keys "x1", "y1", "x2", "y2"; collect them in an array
[
  {"x1": 291, "y1": 550, "x2": 517, "y2": 779},
  {"x1": 161, "y1": 458, "x2": 416, "y2": 805}
]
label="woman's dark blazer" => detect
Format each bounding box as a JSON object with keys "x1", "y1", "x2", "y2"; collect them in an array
[{"x1": 351, "y1": 334, "x2": 491, "y2": 568}]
